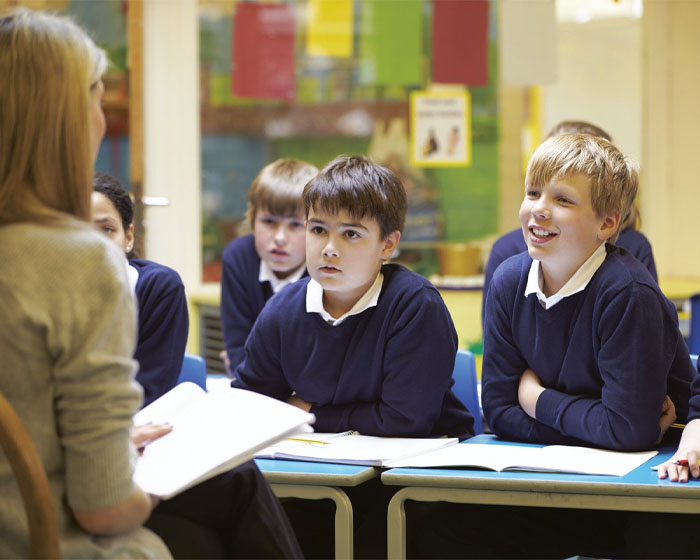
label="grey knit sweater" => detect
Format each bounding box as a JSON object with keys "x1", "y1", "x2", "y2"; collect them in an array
[{"x1": 0, "y1": 222, "x2": 169, "y2": 558}]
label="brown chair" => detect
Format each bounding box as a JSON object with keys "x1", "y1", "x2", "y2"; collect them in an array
[{"x1": 0, "y1": 391, "x2": 60, "y2": 559}]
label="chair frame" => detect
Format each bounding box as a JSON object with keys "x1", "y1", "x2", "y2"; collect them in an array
[{"x1": 0, "y1": 392, "x2": 60, "y2": 559}]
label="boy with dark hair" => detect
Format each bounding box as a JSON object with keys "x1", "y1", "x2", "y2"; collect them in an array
[
  {"x1": 220, "y1": 158, "x2": 317, "y2": 373},
  {"x1": 233, "y1": 155, "x2": 472, "y2": 439}
]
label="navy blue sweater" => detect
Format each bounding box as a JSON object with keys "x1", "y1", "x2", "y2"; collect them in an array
[
  {"x1": 482, "y1": 246, "x2": 694, "y2": 451},
  {"x1": 221, "y1": 234, "x2": 307, "y2": 372},
  {"x1": 233, "y1": 264, "x2": 473, "y2": 439},
  {"x1": 482, "y1": 228, "x2": 658, "y2": 324},
  {"x1": 131, "y1": 259, "x2": 189, "y2": 407}
]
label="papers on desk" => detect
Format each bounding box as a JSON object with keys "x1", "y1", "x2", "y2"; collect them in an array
[
  {"x1": 133, "y1": 383, "x2": 315, "y2": 499},
  {"x1": 384, "y1": 443, "x2": 659, "y2": 477},
  {"x1": 257, "y1": 432, "x2": 459, "y2": 466}
]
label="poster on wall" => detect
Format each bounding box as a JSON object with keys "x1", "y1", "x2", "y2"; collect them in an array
[{"x1": 410, "y1": 90, "x2": 471, "y2": 167}]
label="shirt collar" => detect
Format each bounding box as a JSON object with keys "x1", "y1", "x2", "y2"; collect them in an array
[
  {"x1": 524, "y1": 242, "x2": 607, "y2": 310},
  {"x1": 259, "y1": 259, "x2": 306, "y2": 294},
  {"x1": 306, "y1": 272, "x2": 384, "y2": 326},
  {"x1": 126, "y1": 260, "x2": 139, "y2": 296}
]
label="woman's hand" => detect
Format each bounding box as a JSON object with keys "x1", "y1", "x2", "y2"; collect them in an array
[{"x1": 130, "y1": 422, "x2": 172, "y2": 454}]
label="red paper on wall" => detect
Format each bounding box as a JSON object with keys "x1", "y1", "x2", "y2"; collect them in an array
[
  {"x1": 232, "y1": 3, "x2": 295, "y2": 101},
  {"x1": 432, "y1": 0, "x2": 489, "y2": 87}
]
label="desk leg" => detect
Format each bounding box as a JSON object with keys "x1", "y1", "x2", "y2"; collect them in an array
[
  {"x1": 387, "y1": 488, "x2": 410, "y2": 560},
  {"x1": 270, "y1": 484, "x2": 353, "y2": 560}
]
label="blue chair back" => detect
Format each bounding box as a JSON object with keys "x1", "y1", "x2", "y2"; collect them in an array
[
  {"x1": 177, "y1": 353, "x2": 207, "y2": 391},
  {"x1": 451, "y1": 349, "x2": 484, "y2": 435},
  {"x1": 687, "y1": 294, "x2": 700, "y2": 355}
]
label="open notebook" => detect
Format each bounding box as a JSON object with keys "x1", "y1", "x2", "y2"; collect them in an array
[
  {"x1": 257, "y1": 431, "x2": 459, "y2": 466},
  {"x1": 384, "y1": 442, "x2": 658, "y2": 476},
  {"x1": 133, "y1": 383, "x2": 315, "y2": 499}
]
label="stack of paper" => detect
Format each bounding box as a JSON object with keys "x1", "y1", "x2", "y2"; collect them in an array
[
  {"x1": 134, "y1": 383, "x2": 315, "y2": 499},
  {"x1": 258, "y1": 432, "x2": 459, "y2": 467}
]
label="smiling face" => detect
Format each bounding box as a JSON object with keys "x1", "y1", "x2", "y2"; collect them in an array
[
  {"x1": 306, "y1": 207, "x2": 400, "y2": 317},
  {"x1": 253, "y1": 208, "x2": 307, "y2": 279},
  {"x1": 519, "y1": 173, "x2": 619, "y2": 295},
  {"x1": 90, "y1": 191, "x2": 134, "y2": 254}
]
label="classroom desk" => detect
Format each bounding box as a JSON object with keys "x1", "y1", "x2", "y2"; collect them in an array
[
  {"x1": 255, "y1": 458, "x2": 378, "y2": 560},
  {"x1": 382, "y1": 434, "x2": 700, "y2": 559}
]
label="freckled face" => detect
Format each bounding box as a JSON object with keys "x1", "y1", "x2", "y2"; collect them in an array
[{"x1": 519, "y1": 173, "x2": 610, "y2": 286}]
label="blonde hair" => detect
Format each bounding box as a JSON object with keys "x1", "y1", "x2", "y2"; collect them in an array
[
  {"x1": 525, "y1": 134, "x2": 638, "y2": 243},
  {"x1": 246, "y1": 159, "x2": 318, "y2": 225},
  {"x1": 0, "y1": 8, "x2": 107, "y2": 226}
]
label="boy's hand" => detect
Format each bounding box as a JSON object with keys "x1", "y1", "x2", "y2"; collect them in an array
[
  {"x1": 657, "y1": 418, "x2": 700, "y2": 482},
  {"x1": 287, "y1": 395, "x2": 312, "y2": 412},
  {"x1": 219, "y1": 349, "x2": 232, "y2": 377},
  {"x1": 655, "y1": 394, "x2": 677, "y2": 445},
  {"x1": 518, "y1": 368, "x2": 545, "y2": 419}
]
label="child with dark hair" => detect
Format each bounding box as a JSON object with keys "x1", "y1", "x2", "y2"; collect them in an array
[
  {"x1": 233, "y1": 155, "x2": 472, "y2": 558},
  {"x1": 220, "y1": 158, "x2": 318, "y2": 373},
  {"x1": 92, "y1": 172, "x2": 188, "y2": 407},
  {"x1": 233, "y1": 155, "x2": 472, "y2": 439}
]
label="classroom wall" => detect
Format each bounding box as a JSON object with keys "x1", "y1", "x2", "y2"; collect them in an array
[
  {"x1": 141, "y1": 1, "x2": 700, "y2": 292},
  {"x1": 643, "y1": 0, "x2": 700, "y2": 279},
  {"x1": 143, "y1": 0, "x2": 201, "y2": 289}
]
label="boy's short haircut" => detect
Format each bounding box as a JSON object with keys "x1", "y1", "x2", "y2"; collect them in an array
[
  {"x1": 303, "y1": 155, "x2": 408, "y2": 238},
  {"x1": 546, "y1": 120, "x2": 612, "y2": 142},
  {"x1": 525, "y1": 134, "x2": 638, "y2": 243},
  {"x1": 246, "y1": 158, "x2": 318, "y2": 224}
]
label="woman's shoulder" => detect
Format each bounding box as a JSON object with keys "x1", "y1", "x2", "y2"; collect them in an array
[{"x1": 1, "y1": 222, "x2": 126, "y2": 282}]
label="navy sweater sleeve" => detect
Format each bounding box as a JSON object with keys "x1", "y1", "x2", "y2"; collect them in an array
[
  {"x1": 483, "y1": 252, "x2": 691, "y2": 451},
  {"x1": 534, "y1": 284, "x2": 681, "y2": 450},
  {"x1": 482, "y1": 262, "x2": 569, "y2": 445},
  {"x1": 132, "y1": 260, "x2": 189, "y2": 407},
  {"x1": 220, "y1": 235, "x2": 267, "y2": 372},
  {"x1": 232, "y1": 294, "x2": 292, "y2": 401},
  {"x1": 309, "y1": 286, "x2": 461, "y2": 437}
]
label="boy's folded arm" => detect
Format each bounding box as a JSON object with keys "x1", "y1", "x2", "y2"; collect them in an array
[
  {"x1": 482, "y1": 282, "x2": 572, "y2": 444},
  {"x1": 535, "y1": 286, "x2": 679, "y2": 450},
  {"x1": 314, "y1": 289, "x2": 459, "y2": 437}
]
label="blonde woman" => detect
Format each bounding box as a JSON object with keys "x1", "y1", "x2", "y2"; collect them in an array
[{"x1": 0, "y1": 8, "x2": 172, "y2": 557}]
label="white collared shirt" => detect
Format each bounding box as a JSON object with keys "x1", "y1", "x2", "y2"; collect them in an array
[
  {"x1": 524, "y1": 242, "x2": 607, "y2": 310},
  {"x1": 306, "y1": 272, "x2": 384, "y2": 326},
  {"x1": 126, "y1": 260, "x2": 139, "y2": 296},
  {"x1": 259, "y1": 260, "x2": 306, "y2": 294}
]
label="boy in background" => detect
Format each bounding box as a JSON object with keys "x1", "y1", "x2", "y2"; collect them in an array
[{"x1": 220, "y1": 158, "x2": 317, "y2": 373}]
